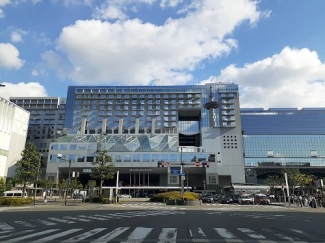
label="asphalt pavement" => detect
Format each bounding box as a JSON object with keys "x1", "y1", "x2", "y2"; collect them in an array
[{"x1": 0, "y1": 204, "x2": 325, "y2": 242}]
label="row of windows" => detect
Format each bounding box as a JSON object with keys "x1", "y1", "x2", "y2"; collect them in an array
[
  {"x1": 76, "y1": 99, "x2": 200, "y2": 104},
  {"x1": 76, "y1": 94, "x2": 201, "y2": 99},
  {"x1": 245, "y1": 158, "x2": 325, "y2": 167},
  {"x1": 50, "y1": 153, "x2": 216, "y2": 163}
]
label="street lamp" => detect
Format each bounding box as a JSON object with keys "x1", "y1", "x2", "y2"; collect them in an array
[
  {"x1": 179, "y1": 146, "x2": 185, "y2": 200},
  {"x1": 34, "y1": 154, "x2": 43, "y2": 205},
  {"x1": 57, "y1": 153, "x2": 72, "y2": 206}
]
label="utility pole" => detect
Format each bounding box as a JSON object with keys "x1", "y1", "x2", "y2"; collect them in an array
[
  {"x1": 57, "y1": 154, "x2": 72, "y2": 206},
  {"x1": 33, "y1": 154, "x2": 43, "y2": 205},
  {"x1": 179, "y1": 146, "x2": 185, "y2": 200}
]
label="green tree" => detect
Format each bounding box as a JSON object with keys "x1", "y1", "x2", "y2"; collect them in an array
[
  {"x1": 13, "y1": 142, "x2": 42, "y2": 197},
  {"x1": 58, "y1": 179, "x2": 67, "y2": 196},
  {"x1": 70, "y1": 178, "x2": 83, "y2": 192},
  {"x1": 0, "y1": 178, "x2": 6, "y2": 195},
  {"x1": 91, "y1": 150, "x2": 115, "y2": 196},
  {"x1": 281, "y1": 168, "x2": 313, "y2": 195},
  {"x1": 39, "y1": 179, "x2": 54, "y2": 191},
  {"x1": 87, "y1": 180, "x2": 97, "y2": 188},
  {"x1": 265, "y1": 174, "x2": 282, "y2": 195}
]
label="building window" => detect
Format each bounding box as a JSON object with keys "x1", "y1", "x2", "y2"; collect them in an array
[
  {"x1": 169, "y1": 175, "x2": 178, "y2": 184},
  {"x1": 133, "y1": 154, "x2": 141, "y2": 162},
  {"x1": 209, "y1": 175, "x2": 217, "y2": 184}
]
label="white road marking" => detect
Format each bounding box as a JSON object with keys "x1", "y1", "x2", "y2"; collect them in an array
[
  {"x1": 6, "y1": 229, "x2": 59, "y2": 242},
  {"x1": 34, "y1": 219, "x2": 57, "y2": 226},
  {"x1": 79, "y1": 215, "x2": 108, "y2": 220},
  {"x1": 0, "y1": 222, "x2": 14, "y2": 230},
  {"x1": 48, "y1": 217, "x2": 75, "y2": 224},
  {"x1": 237, "y1": 228, "x2": 266, "y2": 239},
  {"x1": 64, "y1": 216, "x2": 92, "y2": 222},
  {"x1": 14, "y1": 221, "x2": 35, "y2": 227},
  {"x1": 120, "y1": 227, "x2": 152, "y2": 243},
  {"x1": 62, "y1": 228, "x2": 106, "y2": 242},
  {"x1": 158, "y1": 228, "x2": 177, "y2": 243},
  {"x1": 214, "y1": 228, "x2": 243, "y2": 243},
  {"x1": 91, "y1": 227, "x2": 129, "y2": 243},
  {"x1": 0, "y1": 230, "x2": 34, "y2": 240},
  {"x1": 33, "y1": 229, "x2": 82, "y2": 243}
]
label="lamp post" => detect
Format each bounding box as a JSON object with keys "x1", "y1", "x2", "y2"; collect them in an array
[
  {"x1": 57, "y1": 154, "x2": 72, "y2": 206},
  {"x1": 34, "y1": 154, "x2": 43, "y2": 205},
  {"x1": 179, "y1": 146, "x2": 185, "y2": 200}
]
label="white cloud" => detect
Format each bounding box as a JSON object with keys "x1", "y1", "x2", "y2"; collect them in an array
[
  {"x1": 0, "y1": 9, "x2": 4, "y2": 18},
  {"x1": 11, "y1": 30, "x2": 27, "y2": 43},
  {"x1": 0, "y1": 43, "x2": 24, "y2": 69},
  {"x1": 31, "y1": 70, "x2": 39, "y2": 76},
  {"x1": 0, "y1": 82, "x2": 48, "y2": 100},
  {"x1": 160, "y1": 0, "x2": 183, "y2": 8},
  {"x1": 93, "y1": 0, "x2": 156, "y2": 20},
  {"x1": 202, "y1": 47, "x2": 325, "y2": 109},
  {"x1": 0, "y1": 0, "x2": 11, "y2": 7},
  {"x1": 50, "y1": 0, "x2": 93, "y2": 7},
  {"x1": 45, "y1": 0, "x2": 264, "y2": 85}
]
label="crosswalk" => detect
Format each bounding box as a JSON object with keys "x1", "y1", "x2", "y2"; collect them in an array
[
  {"x1": 0, "y1": 211, "x2": 184, "y2": 230},
  {"x1": 0, "y1": 226, "x2": 321, "y2": 242}
]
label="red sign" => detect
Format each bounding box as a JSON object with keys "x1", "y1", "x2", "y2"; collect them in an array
[{"x1": 195, "y1": 161, "x2": 201, "y2": 167}]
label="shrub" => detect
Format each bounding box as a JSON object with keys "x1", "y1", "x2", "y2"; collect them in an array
[
  {"x1": 150, "y1": 191, "x2": 199, "y2": 202},
  {"x1": 100, "y1": 198, "x2": 110, "y2": 204},
  {"x1": 0, "y1": 197, "x2": 33, "y2": 206}
]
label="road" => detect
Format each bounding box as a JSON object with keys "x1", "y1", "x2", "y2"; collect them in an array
[{"x1": 0, "y1": 202, "x2": 325, "y2": 242}]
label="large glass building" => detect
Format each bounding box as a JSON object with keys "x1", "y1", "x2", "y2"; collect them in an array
[
  {"x1": 46, "y1": 83, "x2": 245, "y2": 192},
  {"x1": 241, "y1": 108, "x2": 325, "y2": 184},
  {"x1": 9, "y1": 97, "x2": 66, "y2": 171}
]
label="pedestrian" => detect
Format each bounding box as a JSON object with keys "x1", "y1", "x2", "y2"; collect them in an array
[
  {"x1": 44, "y1": 194, "x2": 47, "y2": 205},
  {"x1": 298, "y1": 195, "x2": 303, "y2": 207}
]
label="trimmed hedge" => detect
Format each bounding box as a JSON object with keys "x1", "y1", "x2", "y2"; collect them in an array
[
  {"x1": 84, "y1": 197, "x2": 114, "y2": 204},
  {"x1": 0, "y1": 197, "x2": 33, "y2": 206},
  {"x1": 150, "y1": 191, "x2": 199, "y2": 202}
]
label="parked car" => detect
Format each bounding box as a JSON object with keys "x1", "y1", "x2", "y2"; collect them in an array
[
  {"x1": 119, "y1": 194, "x2": 132, "y2": 198},
  {"x1": 220, "y1": 195, "x2": 233, "y2": 204},
  {"x1": 254, "y1": 194, "x2": 270, "y2": 205},
  {"x1": 238, "y1": 194, "x2": 254, "y2": 205},
  {"x1": 202, "y1": 194, "x2": 215, "y2": 203},
  {"x1": 232, "y1": 194, "x2": 240, "y2": 204}
]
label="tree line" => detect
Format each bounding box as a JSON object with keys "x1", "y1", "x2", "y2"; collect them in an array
[{"x1": 1, "y1": 142, "x2": 115, "y2": 197}]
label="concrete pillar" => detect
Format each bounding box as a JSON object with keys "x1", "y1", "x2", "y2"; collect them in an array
[
  {"x1": 80, "y1": 118, "x2": 87, "y2": 134},
  {"x1": 118, "y1": 118, "x2": 124, "y2": 134},
  {"x1": 135, "y1": 118, "x2": 140, "y2": 134},
  {"x1": 151, "y1": 118, "x2": 156, "y2": 134},
  {"x1": 101, "y1": 119, "x2": 107, "y2": 134}
]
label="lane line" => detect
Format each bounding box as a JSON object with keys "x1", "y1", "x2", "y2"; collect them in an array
[
  {"x1": 91, "y1": 227, "x2": 130, "y2": 243},
  {"x1": 0, "y1": 222, "x2": 14, "y2": 230},
  {"x1": 120, "y1": 227, "x2": 153, "y2": 243},
  {"x1": 5, "y1": 229, "x2": 59, "y2": 242},
  {"x1": 62, "y1": 228, "x2": 106, "y2": 243},
  {"x1": 33, "y1": 229, "x2": 82, "y2": 243},
  {"x1": 158, "y1": 228, "x2": 177, "y2": 243}
]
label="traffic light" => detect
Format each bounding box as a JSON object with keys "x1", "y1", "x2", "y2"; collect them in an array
[{"x1": 202, "y1": 162, "x2": 209, "y2": 168}]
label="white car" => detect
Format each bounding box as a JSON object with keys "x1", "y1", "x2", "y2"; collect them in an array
[
  {"x1": 238, "y1": 194, "x2": 254, "y2": 205},
  {"x1": 119, "y1": 194, "x2": 132, "y2": 198}
]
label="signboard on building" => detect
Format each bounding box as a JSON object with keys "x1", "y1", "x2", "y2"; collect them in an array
[{"x1": 170, "y1": 167, "x2": 181, "y2": 175}]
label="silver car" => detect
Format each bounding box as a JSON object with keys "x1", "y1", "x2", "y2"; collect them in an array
[{"x1": 238, "y1": 194, "x2": 254, "y2": 205}]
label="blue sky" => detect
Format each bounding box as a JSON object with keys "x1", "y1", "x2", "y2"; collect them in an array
[{"x1": 1, "y1": 0, "x2": 325, "y2": 108}]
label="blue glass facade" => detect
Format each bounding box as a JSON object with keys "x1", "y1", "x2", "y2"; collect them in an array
[
  {"x1": 64, "y1": 83, "x2": 239, "y2": 131},
  {"x1": 241, "y1": 108, "x2": 325, "y2": 167}
]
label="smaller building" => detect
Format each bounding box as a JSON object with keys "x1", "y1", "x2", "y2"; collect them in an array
[{"x1": 0, "y1": 97, "x2": 29, "y2": 178}]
